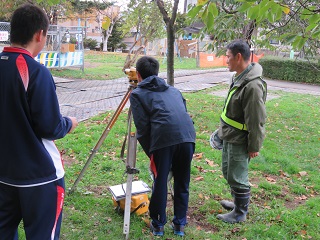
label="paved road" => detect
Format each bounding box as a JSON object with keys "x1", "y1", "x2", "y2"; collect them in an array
[{"x1": 54, "y1": 69, "x2": 320, "y2": 122}]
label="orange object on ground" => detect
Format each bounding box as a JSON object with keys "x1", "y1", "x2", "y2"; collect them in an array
[{"x1": 112, "y1": 194, "x2": 149, "y2": 215}]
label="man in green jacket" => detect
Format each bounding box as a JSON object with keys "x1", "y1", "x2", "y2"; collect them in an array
[{"x1": 216, "y1": 39, "x2": 267, "y2": 223}]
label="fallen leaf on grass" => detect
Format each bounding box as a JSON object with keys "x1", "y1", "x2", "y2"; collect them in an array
[
  {"x1": 194, "y1": 153, "x2": 203, "y2": 159},
  {"x1": 195, "y1": 176, "x2": 204, "y2": 181},
  {"x1": 209, "y1": 209, "x2": 217, "y2": 214},
  {"x1": 300, "y1": 230, "x2": 307, "y2": 235},
  {"x1": 142, "y1": 217, "x2": 150, "y2": 227},
  {"x1": 205, "y1": 159, "x2": 214, "y2": 167},
  {"x1": 195, "y1": 165, "x2": 204, "y2": 172},
  {"x1": 249, "y1": 182, "x2": 258, "y2": 188},
  {"x1": 231, "y1": 227, "x2": 240, "y2": 233},
  {"x1": 263, "y1": 203, "x2": 271, "y2": 209},
  {"x1": 298, "y1": 171, "x2": 308, "y2": 177},
  {"x1": 295, "y1": 195, "x2": 308, "y2": 201},
  {"x1": 279, "y1": 170, "x2": 290, "y2": 177},
  {"x1": 266, "y1": 176, "x2": 277, "y2": 183}
]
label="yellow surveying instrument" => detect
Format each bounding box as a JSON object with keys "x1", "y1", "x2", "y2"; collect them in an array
[{"x1": 69, "y1": 67, "x2": 142, "y2": 239}]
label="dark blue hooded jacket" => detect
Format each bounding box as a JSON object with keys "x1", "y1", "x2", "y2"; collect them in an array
[{"x1": 129, "y1": 75, "x2": 196, "y2": 156}]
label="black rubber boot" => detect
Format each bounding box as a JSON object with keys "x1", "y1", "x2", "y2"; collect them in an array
[
  {"x1": 220, "y1": 200, "x2": 235, "y2": 211},
  {"x1": 217, "y1": 188, "x2": 250, "y2": 223},
  {"x1": 220, "y1": 188, "x2": 235, "y2": 210}
]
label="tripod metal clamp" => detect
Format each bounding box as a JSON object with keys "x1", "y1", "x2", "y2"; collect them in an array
[{"x1": 126, "y1": 166, "x2": 140, "y2": 175}]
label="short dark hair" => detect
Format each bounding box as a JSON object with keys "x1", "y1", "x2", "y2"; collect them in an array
[
  {"x1": 226, "y1": 39, "x2": 251, "y2": 62},
  {"x1": 136, "y1": 56, "x2": 159, "y2": 79},
  {"x1": 10, "y1": 4, "x2": 49, "y2": 45}
]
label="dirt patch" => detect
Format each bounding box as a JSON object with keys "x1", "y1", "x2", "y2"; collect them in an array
[
  {"x1": 187, "y1": 205, "x2": 219, "y2": 233},
  {"x1": 250, "y1": 173, "x2": 318, "y2": 210},
  {"x1": 61, "y1": 150, "x2": 78, "y2": 167},
  {"x1": 84, "y1": 61, "x2": 102, "y2": 69},
  {"x1": 164, "y1": 197, "x2": 219, "y2": 233}
]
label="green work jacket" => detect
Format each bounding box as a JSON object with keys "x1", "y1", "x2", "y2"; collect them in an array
[{"x1": 218, "y1": 63, "x2": 267, "y2": 153}]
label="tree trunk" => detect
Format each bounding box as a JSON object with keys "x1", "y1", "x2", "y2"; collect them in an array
[
  {"x1": 166, "y1": 24, "x2": 175, "y2": 86},
  {"x1": 103, "y1": 35, "x2": 109, "y2": 52},
  {"x1": 102, "y1": 23, "x2": 115, "y2": 52},
  {"x1": 155, "y1": 0, "x2": 179, "y2": 86}
]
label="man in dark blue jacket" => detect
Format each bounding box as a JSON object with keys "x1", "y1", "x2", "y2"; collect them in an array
[
  {"x1": 0, "y1": 4, "x2": 78, "y2": 240},
  {"x1": 130, "y1": 56, "x2": 196, "y2": 237}
]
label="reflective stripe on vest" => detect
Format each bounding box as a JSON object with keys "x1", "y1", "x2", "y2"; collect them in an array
[{"x1": 220, "y1": 87, "x2": 248, "y2": 131}]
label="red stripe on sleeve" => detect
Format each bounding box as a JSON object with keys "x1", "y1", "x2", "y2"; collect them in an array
[{"x1": 16, "y1": 54, "x2": 29, "y2": 91}]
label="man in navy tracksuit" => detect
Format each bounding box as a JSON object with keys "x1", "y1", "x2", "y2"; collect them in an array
[
  {"x1": 0, "y1": 4, "x2": 78, "y2": 240},
  {"x1": 130, "y1": 56, "x2": 196, "y2": 236}
]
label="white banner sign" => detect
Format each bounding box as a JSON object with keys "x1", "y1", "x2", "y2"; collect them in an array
[{"x1": 0, "y1": 31, "x2": 9, "y2": 41}]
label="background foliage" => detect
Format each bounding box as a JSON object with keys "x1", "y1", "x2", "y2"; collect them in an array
[
  {"x1": 188, "y1": 0, "x2": 320, "y2": 57},
  {"x1": 260, "y1": 57, "x2": 320, "y2": 84}
]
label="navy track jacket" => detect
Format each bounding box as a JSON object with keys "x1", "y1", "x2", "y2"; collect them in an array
[
  {"x1": 0, "y1": 47, "x2": 72, "y2": 186},
  {"x1": 130, "y1": 75, "x2": 196, "y2": 156}
]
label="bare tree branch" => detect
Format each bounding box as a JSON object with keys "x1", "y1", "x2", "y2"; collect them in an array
[
  {"x1": 264, "y1": 2, "x2": 303, "y2": 36},
  {"x1": 155, "y1": 0, "x2": 170, "y2": 24},
  {"x1": 171, "y1": 0, "x2": 179, "y2": 25},
  {"x1": 221, "y1": 0, "x2": 237, "y2": 14},
  {"x1": 296, "y1": 0, "x2": 320, "y2": 13}
]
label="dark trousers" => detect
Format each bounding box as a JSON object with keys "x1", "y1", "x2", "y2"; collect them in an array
[
  {"x1": 149, "y1": 142, "x2": 195, "y2": 227},
  {"x1": 0, "y1": 178, "x2": 65, "y2": 240}
]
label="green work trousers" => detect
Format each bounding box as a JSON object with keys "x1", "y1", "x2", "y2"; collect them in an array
[{"x1": 222, "y1": 141, "x2": 250, "y2": 189}]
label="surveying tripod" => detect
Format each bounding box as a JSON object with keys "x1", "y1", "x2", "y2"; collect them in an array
[{"x1": 69, "y1": 68, "x2": 139, "y2": 239}]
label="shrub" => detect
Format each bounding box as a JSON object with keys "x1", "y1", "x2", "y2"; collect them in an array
[
  {"x1": 83, "y1": 38, "x2": 99, "y2": 50},
  {"x1": 259, "y1": 56, "x2": 320, "y2": 84}
]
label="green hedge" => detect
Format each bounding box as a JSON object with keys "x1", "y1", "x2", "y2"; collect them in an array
[{"x1": 259, "y1": 57, "x2": 320, "y2": 85}]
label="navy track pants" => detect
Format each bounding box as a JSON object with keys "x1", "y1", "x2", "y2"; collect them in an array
[
  {"x1": 0, "y1": 178, "x2": 65, "y2": 240},
  {"x1": 149, "y1": 142, "x2": 195, "y2": 227}
]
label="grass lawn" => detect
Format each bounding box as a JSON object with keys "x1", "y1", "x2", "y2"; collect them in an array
[
  {"x1": 51, "y1": 88, "x2": 319, "y2": 240},
  {"x1": 50, "y1": 51, "x2": 201, "y2": 80},
  {"x1": 18, "y1": 52, "x2": 319, "y2": 239}
]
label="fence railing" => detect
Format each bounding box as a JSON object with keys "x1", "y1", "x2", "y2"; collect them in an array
[{"x1": 0, "y1": 22, "x2": 84, "y2": 70}]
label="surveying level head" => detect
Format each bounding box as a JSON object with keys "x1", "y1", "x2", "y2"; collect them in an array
[{"x1": 124, "y1": 67, "x2": 138, "y2": 86}]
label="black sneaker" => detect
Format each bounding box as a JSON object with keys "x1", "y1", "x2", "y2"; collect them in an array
[
  {"x1": 171, "y1": 222, "x2": 185, "y2": 236},
  {"x1": 150, "y1": 222, "x2": 164, "y2": 236}
]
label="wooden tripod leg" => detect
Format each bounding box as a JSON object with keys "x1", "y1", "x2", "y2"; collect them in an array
[{"x1": 69, "y1": 86, "x2": 133, "y2": 194}]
